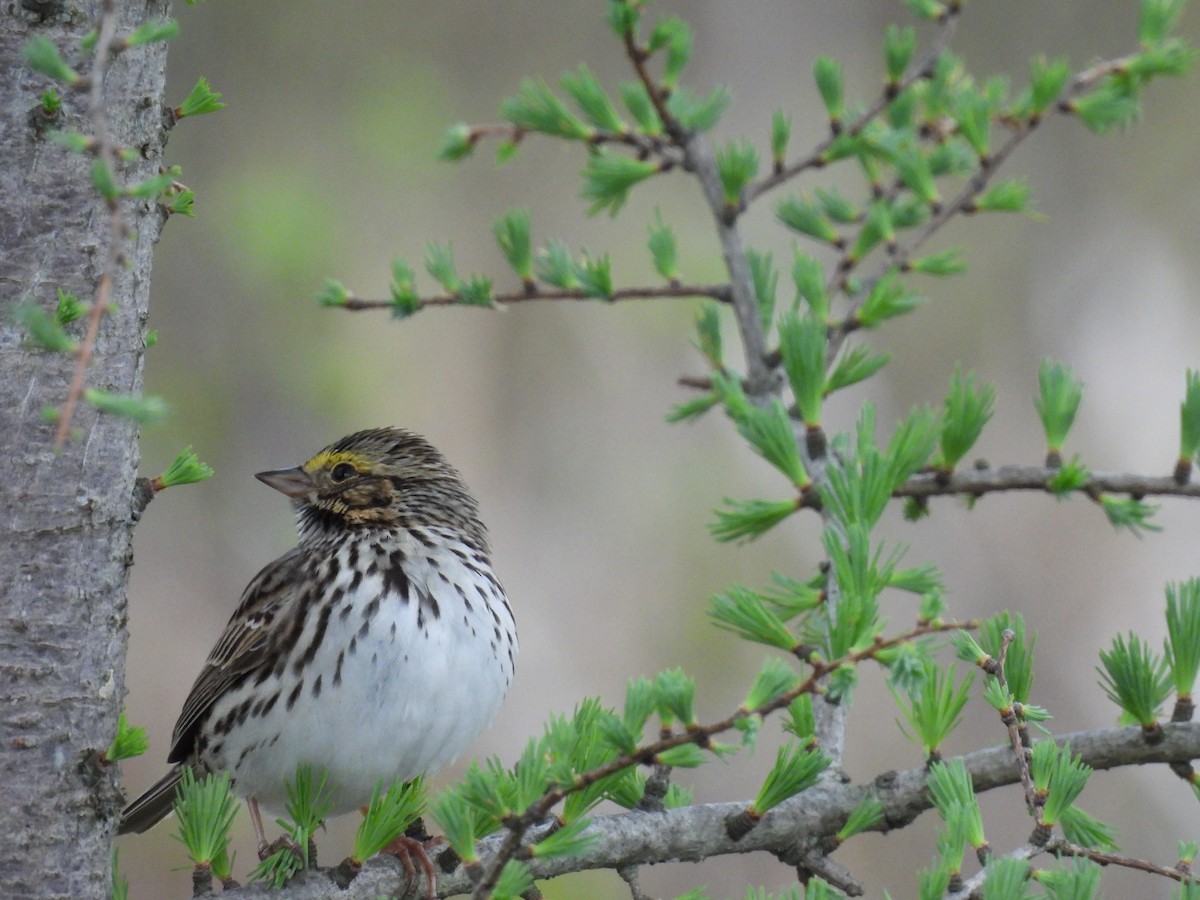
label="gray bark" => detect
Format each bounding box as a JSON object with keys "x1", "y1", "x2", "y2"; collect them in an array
[{"x1": 0, "y1": 2, "x2": 169, "y2": 897}]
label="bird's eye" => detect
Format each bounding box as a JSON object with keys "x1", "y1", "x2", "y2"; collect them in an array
[{"x1": 330, "y1": 462, "x2": 358, "y2": 483}]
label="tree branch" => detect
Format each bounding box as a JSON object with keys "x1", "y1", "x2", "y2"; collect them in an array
[
  {"x1": 828, "y1": 49, "x2": 1149, "y2": 358},
  {"x1": 336, "y1": 282, "x2": 731, "y2": 312},
  {"x1": 683, "y1": 133, "x2": 775, "y2": 394},
  {"x1": 455, "y1": 122, "x2": 686, "y2": 168},
  {"x1": 744, "y1": 7, "x2": 962, "y2": 206},
  {"x1": 615, "y1": 19, "x2": 773, "y2": 395},
  {"x1": 1044, "y1": 837, "x2": 1194, "y2": 884},
  {"x1": 210, "y1": 723, "x2": 1200, "y2": 898},
  {"x1": 894, "y1": 466, "x2": 1200, "y2": 501},
  {"x1": 459, "y1": 622, "x2": 965, "y2": 896}
]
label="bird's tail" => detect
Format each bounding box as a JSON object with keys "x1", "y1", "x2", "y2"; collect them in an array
[{"x1": 118, "y1": 766, "x2": 185, "y2": 834}]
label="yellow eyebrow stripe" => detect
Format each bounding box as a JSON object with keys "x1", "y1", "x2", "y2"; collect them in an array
[{"x1": 304, "y1": 450, "x2": 372, "y2": 474}]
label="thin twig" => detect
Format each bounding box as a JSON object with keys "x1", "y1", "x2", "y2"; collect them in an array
[
  {"x1": 635, "y1": 763, "x2": 672, "y2": 813},
  {"x1": 684, "y1": 136, "x2": 775, "y2": 392},
  {"x1": 615, "y1": 17, "x2": 774, "y2": 393},
  {"x1": 792, "y1": 849, "x2": 864, "y2": 897},
  {"x1": 1045, "y1": 837, "x2": 1194, "y2": 884},
  {"x1": 994, "y1": 631, "x2": 1039, "y2": 815},
  {"x1": 743, "y1": 8, "x2": 962, "y2": 205},
  {"x1": 55, "y1": 0, "x2": 124, "y2": 447},
  {"x1": 338, "y1": 282, "x2": 731, "y2": 313},
  {"x1": 616, "y1": 864, "x2": 652, "y2": 900},
  {"x1": 949, "y1": 835, "x2": 1196, "y2": 900},
  {"x1": 824, "y1": 122, "x2": 1032, "y2": 361},
  {"x1": 619, "y1": 29, "x2": 684, "y2": 144},
  {"x1": 827, "y1": 50, "x2": 1144, "y2": 362},
  {"x1": 458, "y1": 122, "x2": 686, "y2": 168}
]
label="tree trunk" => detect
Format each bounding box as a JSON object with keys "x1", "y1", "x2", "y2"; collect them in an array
[{"x1": 0, "y1": 2, "x2": 169, "y2": 896}]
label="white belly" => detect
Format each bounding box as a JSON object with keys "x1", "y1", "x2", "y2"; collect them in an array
[{"x1": 206, "y1": 538, "x2": 516, "y2": 815}]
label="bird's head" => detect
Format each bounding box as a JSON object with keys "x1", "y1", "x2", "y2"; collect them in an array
[{"x1": 256, "y1": 427, "x2": 487, "y2": 549}]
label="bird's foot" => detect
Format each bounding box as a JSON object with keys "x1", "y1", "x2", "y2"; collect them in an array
[
  {"x1": 257, "y1": 833, "x2": 303, "y2": 864},
  {"x1": 380, "y1": 833, "x2": 441, "y2": 900}
]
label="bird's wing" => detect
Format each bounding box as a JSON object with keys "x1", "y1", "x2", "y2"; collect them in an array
[{"x1": 167, "y1": 547, "x2": 307, "y2": 763}]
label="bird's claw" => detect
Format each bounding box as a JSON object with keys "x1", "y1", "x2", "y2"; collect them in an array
[
  {"x1": 258, "y1": 833, "x2": 302, "y2": 863},
  {"x1": 381, "y1": 833, "x2": 442, "y2": 900}
]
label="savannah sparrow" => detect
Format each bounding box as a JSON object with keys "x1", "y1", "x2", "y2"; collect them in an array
[{"x1": 120, "y1": 427, "x2": 518, "y2": 853}]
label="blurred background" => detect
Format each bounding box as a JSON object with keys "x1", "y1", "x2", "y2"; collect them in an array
[{"x1": 119, "y1": 1, "x2": 1200, "y2": 897}]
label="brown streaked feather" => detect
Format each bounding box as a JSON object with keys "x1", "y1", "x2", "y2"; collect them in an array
[
  {"x1": 167, "y1": 548, "x2": 307, "y2": 764},
  {"x1": 118, "y1": 766, "x2": 184, "y2": 834}
]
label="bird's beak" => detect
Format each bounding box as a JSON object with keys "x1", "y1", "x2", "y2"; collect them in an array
[{"x1": 255, "y1": 466, "x2": 316, "y2": 499}]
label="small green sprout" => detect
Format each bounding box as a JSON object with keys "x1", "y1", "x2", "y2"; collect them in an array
[
  {"x1": 1178, "y1": 370, "x2": 1200, "y2": 482},
  {"x1": 424, "y1": 241, "x2": 460, "y2": 293},
  {"x1": 1035, "y1": 360, "x2": 1084, "y2": 465},
  {"x1": 1098, "y1": 632, "x2": 1171, "y2": 731},
  {"x1": 749, "y1": 742, "x2": 831, "y2": 818},
  {"x1": 501, "y1": 78, "x2": 592, "y2": 140},
  {"x1": 175, "y1": 77, "x2": 225, "y2": 118},
  {"x1": 710, "y1": 586, "x2": 799, "y2": 653},
  {"x1": 316, "y1": 278, "x2": 350, "y2": 307},
  {"x1": 352, "y1": 778, "x2": 426, "y2": 864},
  {"x1": 892, "y1": 661, "x2": 974, "y2": 760},
  {"x1": 120, "y1": 18, "x2": 180, "y2": 49},
  {"x1": 1059, "y1": 805, "x2": 1119, "y2": 851},
  {"x1": 926, "y1": 759, "x2": 987, "y2": 851},
  {"x1": 40, "y1": 87, "x2": 63, "y2": 115},
  {"x1": 14, "y1": 301, "x2": 77, "y2": 353},
  {"x1": 771, "y1": 110, "x2": 791, "y2": 170},
  {"x1": 493, "y1": 209, "x2": 534, "y2": 285},
  {"x1": 1099, "y1": 494, "x2": 1161, "y2": 537},
  {"x1": 24, "y1": 36, "x2": 80, "y2": 85},
  {"x1": 438, "y1": 122, "x2": 476, "y2": 161},
  {"x1": 85, "y1": 389, "x2": 168, "y2": 425},
  {"x1": 560, "y1": 65, "x2": 625, "y2": 133},
  {"x1": 837, "y1": 794, "x2": 884, "y2": 842},
  {"x1": 936, "y1": 366, "x2": 995, "y2": 471},
  {"x1": 715, "y1": 140, "x2": 760, "y2": 209},
  {"x1": 530, "y1": 818, "x2": 598, "y2": 859},
  {"x1": 389, "y1": 260, "x2": 420, "y2": 318},
  {"x1": 535, "y1": 241, "x2": 579, "y2": 290},
  {"x1": 174, "y1": 770, "x2": 237, "y2": 884},
  {"x1": 813, "y1": 57, "x2": 845, "y2": 129},
  {"x1": 105, "y1": 711, "x2": 148, "y2": 762},
  {"x1": 647, "y1": 212, "x2": 679, "y2": 284},
  {"x1": 573, "y1": 250, "x2": 613, "y2": 299},
  {"x1": 1166, "y1": 579, "x2": 1200, "y2": 706},
  {"x1": 581, "y1": 153, "x2": 662, "y2": 217},
  {"x1": 709, "y1": 497, "x2": 801, "y2": 543}
]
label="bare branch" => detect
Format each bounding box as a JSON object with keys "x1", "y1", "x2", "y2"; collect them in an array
[
  {"x1": 947, "y1": 833, "x2": 1195, "y2": 900},
  {"x1": 994, "y1": 631, "x2": 1039, "y2": 815},
  {"x1": 1045, "y1": 837, "x2": 1194, "y2": 884},
  {"x1": 337, "y1": 282, "x2": 731, "y2": 313},
  {"x1": 894, "y1": 466, "x2": 1200, "y2": 501},
  {"x1": 455, "y1": 121, "x2": 686, "y2": 168},
  {"x1": 682, "y1": 134, "x2": 775, "y2": 393}
]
